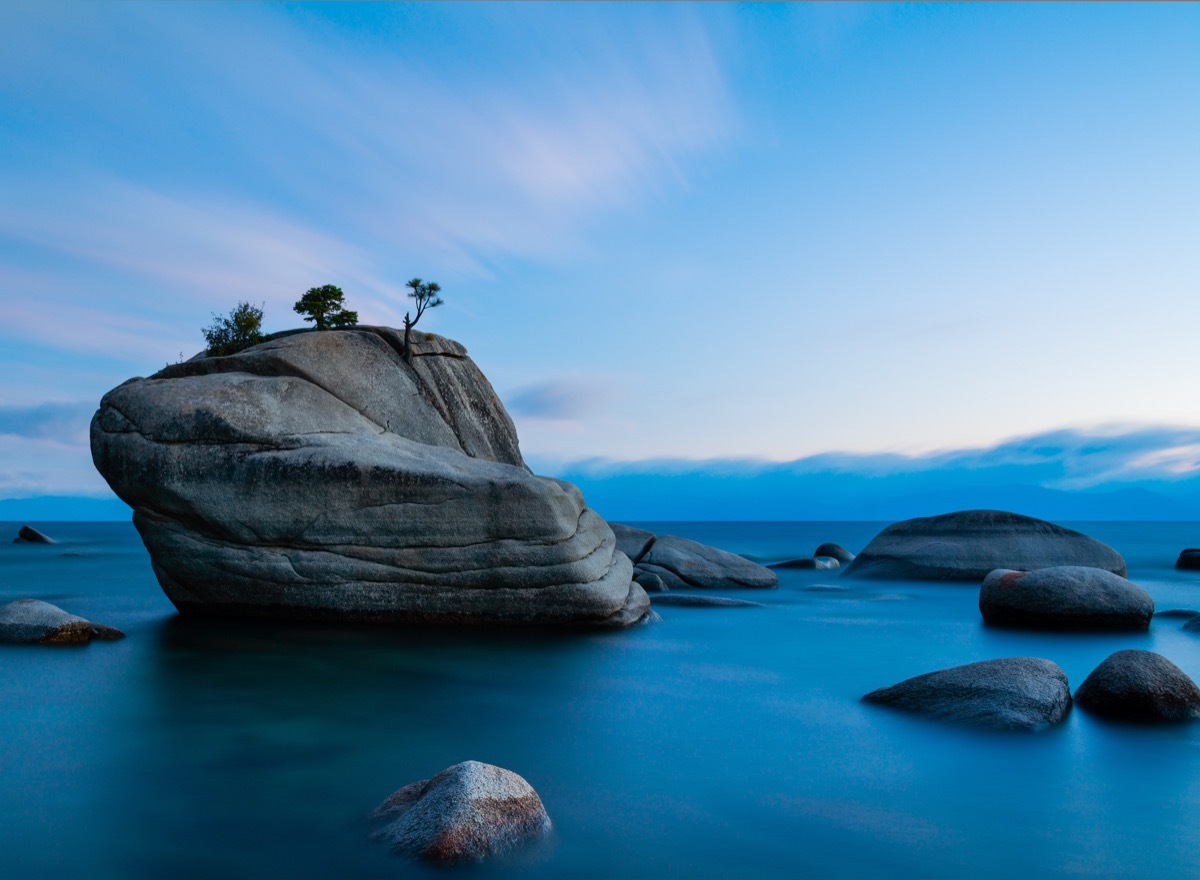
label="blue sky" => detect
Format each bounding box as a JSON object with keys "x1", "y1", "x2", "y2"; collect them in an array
[{"x1": 1, "y1": 3, "x2": 1197, "y2": 512}]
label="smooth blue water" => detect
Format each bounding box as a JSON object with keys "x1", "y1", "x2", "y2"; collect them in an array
[{"x1": 3, "y1": 520, "x2": 1200, "y2": 879}]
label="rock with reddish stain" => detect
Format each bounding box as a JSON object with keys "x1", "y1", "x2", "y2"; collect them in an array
[
  {"x1": 372, "y1": 761, "x2": 551, "y2": 862},
  {"x1": 1075, "y1": 650, "x2": 1200, "y2": 722},
  {"x1": 0, "y1": 599, "x2": 124, "y2": 645},
  {"x1": 979, "y1": 565, "x2": 1153, "y2": 631}
]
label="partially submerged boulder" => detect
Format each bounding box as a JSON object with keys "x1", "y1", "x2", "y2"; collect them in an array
[
  {"x1": 636, "y1": 534, "x2": 777, "y2": 591},
  {"x1": 979, "y1": 566, "x2": 1153, "y2": 631},
  {"x1": 0, "y1": 599, "x2": 124, "y2": 645},
  {"x1": 1074, "y1": 650, "x2": 1200, "y2": 722},
  {"x1": 609, "y1": 523, "x2": 655, "y2": 564},
  {"x1": 13, "y1": 525, "x2": 55, "y2": 544},
  {"x1": 841, "y1": 510, "x2": 1126, "y2": 581},
  {"x1": 91, "y1": 328, "x2": 648, "y2": 628},
  {"x1": 862, "y1": 657, "x2": 1072, "y2": 731},
  {"x1": 372, "y1": 761, "x2": 551, "y2": 862},
  {"x1": 649, "y1": 594, "x2": 763, "y2": 608},
  {"x1": 814, "y1": 542, "x2": 854, "y2": 564},
  {"x1": 1176, "y1": 549, "x2": 1200, "y2": 571}
]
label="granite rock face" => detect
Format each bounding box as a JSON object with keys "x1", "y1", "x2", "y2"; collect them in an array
[
  {"x1": 372, "y1": 761, "x2": 551, "y2": 862},
  {"x1": 979, "y1": 566, "x2": 1153, "y2": 631},
  {"x1": 862, "y1": 657, "x2": 1072, "y2": 731},
  {"x1": 1074, "y1": 650, "x2": 1200, "y2": 722},
  {"x1": 841, "y1": 510, "x2": 1126, "y2": 581},
  {"x1": 0, "y1": 599, "x2": 124, "y2": 645},
  {"x1": 90, "y1": 328, "x2": 648, "y2": 628}
]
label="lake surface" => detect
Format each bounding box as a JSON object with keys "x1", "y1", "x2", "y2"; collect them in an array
[{"x1": 3, "y1": 520, "x2": 1200, "y2": 879}]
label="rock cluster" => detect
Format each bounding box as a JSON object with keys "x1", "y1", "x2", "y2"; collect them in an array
[
  {"x1": 91, "y1": 328, "x2": 648, "y2": 628},
  {"x1": 841, "y1": 510, "x2": 1126, "y2": 581},
  {"x1": 372, "y1": 761, "x2": 550, "y2": 862},
  {"x1": 979, "y1": 566, "x2": 1153, "y2": 631},
  {"x1": 610, "y1": 524, "x2": 776, "y2": 591}
]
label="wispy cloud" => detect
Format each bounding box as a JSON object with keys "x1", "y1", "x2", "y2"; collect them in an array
[
  {"x1": 507, "y1": 380, "x2": 618, "y2": 421},
  {"x1": 0, "y1": 401, "x2": 94, "y2": 443}
]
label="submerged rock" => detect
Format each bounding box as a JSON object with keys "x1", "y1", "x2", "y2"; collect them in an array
[
  {"x1": 979, "y1": 566, "x2": 1153, "y2": 631},
  {"x1": 841, "y1": 510, "x2": 1126, "y2": 581},
  {"x1": 862, "y1": 657, "x2": 1072, "y2": 731},
  {"x1": 1074, "y1": 650, "x2": 1200, "y2": 722},
  {"x1": 90, "y1": 328, "x2": 648, "y2": 628},
  {"x1": 636, "y1": 535, "x2": 777, "y2": 591},
  {"x1": 814, "y1": 542, "x2": 855, "y2": 564},
  {"x1": 13, "y1": 525, "x2": 55, "y2": 544},
  {"x1": 1176, "y1": 549, "x2": 1200, "y2": 571},
  {"x1": 372, "y1": 761, "x2": 550, "y2": 862},
  {"x1": 632, "y1": 570, "x2": 668, "y2": 593},
  {"x1": 768, "y1": 557, "x2": 838, "y2": 571},
  {"x1": 0, "y1": 599, "x2": 124, "y2": 645},
  {"x1": 649, "y1": 594, "x2": 763, "y2": 608}
]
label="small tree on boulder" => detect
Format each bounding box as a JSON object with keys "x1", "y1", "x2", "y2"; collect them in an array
[
  {"x1": 402, "y1": 277, "x2": 444, "y2": 362},
  {"x1": 202, "y1": 301, "x2": 265, "y2": 356},
  {"x1": 293, "y1": 284, "x2": 358, "y2": 331}
]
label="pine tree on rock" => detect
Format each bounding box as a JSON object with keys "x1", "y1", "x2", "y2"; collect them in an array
[
  {"x1": 293, "y1": 285, "x2": 358, "y2": 331},
  {"x1": 402, "y1": 278, "x2": 444, "y2": 362}
]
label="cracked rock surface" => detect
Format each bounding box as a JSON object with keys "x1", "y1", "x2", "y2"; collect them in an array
[{"x1": 90, "y1": 327, "x2": 648, "y2": 627}]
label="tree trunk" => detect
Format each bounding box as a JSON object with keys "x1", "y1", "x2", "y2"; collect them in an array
[{"x1": 403, "y1": 318, "x2": 412, "y2": 363}]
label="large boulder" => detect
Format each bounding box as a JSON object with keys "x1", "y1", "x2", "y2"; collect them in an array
[
  {"x1": 636, "y1": 534, "x2": 777, "y2": 591},
  {"x1": 372, "y1": 761, "x2": 550, "y2": 862},
  {"x1": 862, "y1": 657, "x2": 1072, "y2": 731},
  {"x1": 979, "y1": 566, "x2": 1153, "y2": 631},
  {"x1": 0, "y1": 599, "x2": 124, "y2": 645},
  {"x1": 841, "y1": 510, "x2": 1126, "y2": 581},
  {"x1": 1074, "y1": 650, "x2": 1200, "y2": 721},
  {"x1": 90, "y1": 328, "x2": 648, "y2": 628}
]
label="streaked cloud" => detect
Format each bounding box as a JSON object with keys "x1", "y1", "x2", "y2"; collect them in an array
[
  {"x1": 0, "y1": 401, "x2": 94, "y2": 443},
  {"x1": 507, "y1": 380, "x2": 618, "y2": 421}
]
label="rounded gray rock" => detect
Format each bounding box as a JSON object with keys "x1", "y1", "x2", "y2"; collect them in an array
[
  {"x1": 814, "y1": 542, "x2": 855, "y2": 563},
  {"x1": 372, "y1": 761, "x2": 550, "y2": 862},
  {"x1": 609, "y1": 523, "x2": 656, "y2": 564},
  {"x1": 862, "y1": 657, "x2": 1072, "y2": 731},
  {"x1": 979, "y1": 566, "x2": 1153, "y2": 631},
  {"x1": 637, "y1": 534, "x2": 777, "y2": 590},
  {"x1": 13, "y1": 525, "x2": 55, "y2": 544},
  {"x1": 1074, "y1": 650, "x2": 1200, "y2": 722},
  {"x1": 632, "y1": 569, "x2": 668, "y2": 593},
  {"x1": 0, "y1": 599, "x2": 124, "y2": 645},
  {"x1": 90, "y1": 328, "x2": 648, "y2": 628},
  {"x1": 841, "y1": 510, "x2": 1126, "y2": 581}
]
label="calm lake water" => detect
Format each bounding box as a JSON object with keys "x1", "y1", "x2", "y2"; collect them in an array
[{"x1": 3, "y1": 520, "x2": 1200, "y2": 879}]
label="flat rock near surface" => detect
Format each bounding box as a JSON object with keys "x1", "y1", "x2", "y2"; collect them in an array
[
  {"x1": 862, "y1": 657, "x2": 1072, "y2": 731},
  {"x1": 13, "y1": 525, "x2": 55, "y2": 544},
  {"x1": 841, "y1": 510, "x2": 1126, "y2": 581},
  {"x1": 1074, "y1": 650, "x2": 1200, "y2": 722},
  {"x1": 979, "y1": 566, "x2": 1153, "y2": 631},
  {"x1": 91, "y1": 328, "x2": 648, "y2": 628},
  {"x1": 372, "y1": 761, "x2": 550, "y2": 862},
  {"x1": 636, "y1": 534, "x2": 777, "y2": 591},
  {"x1": 768, "y1": 557, "x2": 838, "y2": 571},
  {"x1": 649, "y1": 594, "x2": 763, "y2": 608},
  {"x1": 0, "y1": 599, "x2": 124, "y2": 645}
]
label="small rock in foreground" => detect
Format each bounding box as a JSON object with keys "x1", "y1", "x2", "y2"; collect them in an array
[
  {"x1": 979, "y1": 566, "x2": 1153, "y2": 631},
  {"x1": 1176, "y1": 549, "x2": 1200, "y2": 571},
  {"x1": 13, "y1": 525, "x2": 55, "y2": 544},
  {"x1": 0, "y1": 599, "x2": 124, "y2": 645},
  {"x1": 814, "y1": 542, "x2": 855, "y2": 563},
  {"x1": 862, "y1": 657, "x2": 1072, "y2": 731},
  {"x1": 372, "y1": 761, "x2": 550, "y2": 862},
  {"x1": 1074, "y1": 650, "x2": 1200, "y2": 722}
]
